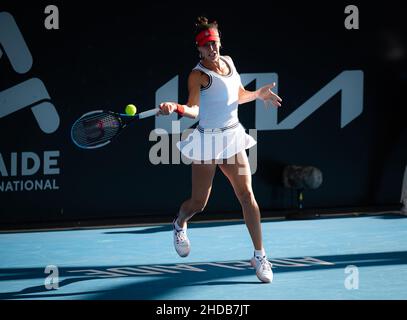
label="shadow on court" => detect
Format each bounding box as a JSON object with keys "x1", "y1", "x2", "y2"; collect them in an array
[
  {"x1": 370, "y1": 214, "x2": 407, "y2": 219},
  {"x1": 103, "y1": 221, "x2": 246, "y2": 235},
  {"x1": 102, "y1": 213, "x2": 407, "y2": 235},
  {"x1": 1, "y1": 251, "x2": 406, "y2": 300}
]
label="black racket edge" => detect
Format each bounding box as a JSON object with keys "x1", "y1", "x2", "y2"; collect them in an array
[
  {"x1": 71, "y1": 110, "x2": 129, "y2": 149},
  {"x1": 70, "y1": 108, "x2": 158, "y2": 149}
]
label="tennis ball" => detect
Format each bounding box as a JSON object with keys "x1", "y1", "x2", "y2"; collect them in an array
[{"x1": 125, "y1": 104, "x2": 137, "y2": 116}]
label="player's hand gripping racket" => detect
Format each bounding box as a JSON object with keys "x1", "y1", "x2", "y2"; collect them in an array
[{"x1": 71, "y1": 107, "x2": 159, "y2": 149}]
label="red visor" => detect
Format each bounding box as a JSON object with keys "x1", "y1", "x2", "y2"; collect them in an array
[{"x1": 195, "y1": 28, "x2": 220, "y2": 47}]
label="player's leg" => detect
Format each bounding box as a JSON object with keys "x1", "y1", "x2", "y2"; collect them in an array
[
  {"x1": 218, "y1": 151, "x2": 273, "y2": 282},
  {"x1": 173, "y1": 161, "x2": 217, "y2": 257},
  {"x1": 176, "y1": 162, "x2": 217, "y2": 227},
  {"x1": 218, "y1": 151, "x2": 262, "y2": 249}
]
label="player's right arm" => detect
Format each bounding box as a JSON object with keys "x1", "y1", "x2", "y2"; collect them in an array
[{"x1": 158, "y1": 70, "x2": 202, "y2": 119}]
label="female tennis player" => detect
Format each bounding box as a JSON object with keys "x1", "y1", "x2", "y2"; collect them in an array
[{"x1": 158, "y1": 17, "x2": 282, "y2": 283}]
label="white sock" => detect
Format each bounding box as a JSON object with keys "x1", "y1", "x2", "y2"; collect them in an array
[
  {"x1": 174, "y1": 219, "x2": 185, "y2": 231},
  {"x1": 254, "y1": 248, "x2": 266, "y2": 258}
]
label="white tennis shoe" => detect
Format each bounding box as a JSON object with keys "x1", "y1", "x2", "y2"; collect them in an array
[
  {"x1": 173, "y1": 219, "x2": 191, "y2": 257},
  {"x1": 251, "y1": 255, "x2": 274, "y2": 283}
]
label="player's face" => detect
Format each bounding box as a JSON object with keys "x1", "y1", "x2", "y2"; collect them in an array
[{"x1": 198, "y1": 41, "x2": 221, "y2": 61}]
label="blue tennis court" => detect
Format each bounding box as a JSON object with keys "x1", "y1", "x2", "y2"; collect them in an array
[{"x1": 1, "y1": 212, "x2": 406, "y2": 300}]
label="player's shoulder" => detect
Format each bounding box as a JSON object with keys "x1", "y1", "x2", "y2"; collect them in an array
[
  {"x1": 189, "y1": 68, "x2": 205, "y2": 79},
  {"x1": 188, "y1": 69, "x2": 207, "y2": 86},
  {"x1": 222, "y1": 55, "x2": 236, "y2": 68},
  {"x1": 222, "y1": 55, "x2": 233, "y2": 62}
]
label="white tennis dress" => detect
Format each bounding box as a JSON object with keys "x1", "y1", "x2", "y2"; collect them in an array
[{"x1": 176, "y1": 56, "x2": 257, "y2": 161}]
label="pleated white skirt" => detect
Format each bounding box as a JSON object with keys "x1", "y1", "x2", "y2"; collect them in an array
[{"x1": 176, "y1": 123, "x2": 256, "y2": 161}]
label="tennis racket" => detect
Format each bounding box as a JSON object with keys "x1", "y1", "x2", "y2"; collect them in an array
[{"x1": 71, "y1": 107, "x2": 159, "y2": 149}]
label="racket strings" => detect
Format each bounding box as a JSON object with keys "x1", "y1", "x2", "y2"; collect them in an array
[{"x1": 72, "y1": 113, "x2": 121, "y2": 147}]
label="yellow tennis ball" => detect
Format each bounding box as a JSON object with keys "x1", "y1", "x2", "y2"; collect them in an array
[{"x1": 125, "y1": 104, "x2": 137, "y2": 116}]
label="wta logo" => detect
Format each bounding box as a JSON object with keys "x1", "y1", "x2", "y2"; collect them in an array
[{"x1": 0, "y1": 12, "x2": 60, "y2": 133}]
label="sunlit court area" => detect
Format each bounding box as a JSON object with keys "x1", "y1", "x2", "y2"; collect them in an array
[{"x1": 1, "y1": 213, "x2": 407, "y2": 300}]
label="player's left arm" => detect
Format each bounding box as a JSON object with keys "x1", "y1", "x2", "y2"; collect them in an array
[{"x1": 238, "y1": 82, "x2": 282, "y2": 107}]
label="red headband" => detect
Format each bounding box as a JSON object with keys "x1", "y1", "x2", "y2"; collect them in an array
[{"x1": 195, "y1": 28, "x2": 220, "y2": 47}]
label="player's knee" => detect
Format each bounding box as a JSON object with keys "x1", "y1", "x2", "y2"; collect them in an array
[{"x1": 238, "y1": 190, "x2": 255, "y2": 206}]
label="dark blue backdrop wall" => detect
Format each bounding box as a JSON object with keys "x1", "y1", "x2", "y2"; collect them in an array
[{"x1": 0, "y1": 1, "x2": 406, "y2": 225}]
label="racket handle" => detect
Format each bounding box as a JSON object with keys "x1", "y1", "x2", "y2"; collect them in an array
[{"x1": 138, "y1": 107, "x2": 160, "y2": 119}]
